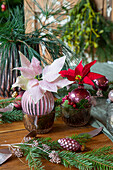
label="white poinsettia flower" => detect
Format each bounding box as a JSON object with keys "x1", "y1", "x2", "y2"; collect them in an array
[
  {"x1": 12, "y1": 52, "x2": 42, "y2": 90},
  {"x1": 27, "y1": 56, "x2": 73, "y2": 103},
  {"x1": 12, "y1": 52, "x2": 73, "y2": 103},
  {"x1": 13, "y1": 51, "x2": 42, "y2": 79}
]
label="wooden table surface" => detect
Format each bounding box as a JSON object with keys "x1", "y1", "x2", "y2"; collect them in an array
[{"x1": 0, "y1": 117, "x2": 113, "y2": 170}]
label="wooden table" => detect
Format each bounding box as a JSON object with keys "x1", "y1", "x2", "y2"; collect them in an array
[{"x1": 0, "y1": 118, "x2": 113, "y2": 170}]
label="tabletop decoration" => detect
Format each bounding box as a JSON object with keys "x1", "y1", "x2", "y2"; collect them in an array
[
  {"x1": 12, "y1": 52, "x2": 72, "y2": 134},
  {"x1": 57, "y1": 137, "x2": 85, "y2": 152},
  {"x1": 0, "y1": 98, "x2": 23, "y2": 124},
  {"x1": 12, "y1": 91, "x2": 24, "y2": 109},
  {"x1": 1, "y1": 132, "x2": 113, "y2": 170},
  {"x1": 108, "y1": 90, "x2": 113, "y2": 102},
  {"x1": 93, "y1": 76, "x2": 109, "y2": 97},
  {"x1": 59, "y1": 60, "x2": 105, "y2": 126}
]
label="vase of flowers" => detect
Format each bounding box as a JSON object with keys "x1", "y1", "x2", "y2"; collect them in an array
[
  {"x1": 59, "y1": 60, "x2": 104, "y2": 127},
  {"x1": 12, "y1": 52, "x2": 72, "y2": 133}
]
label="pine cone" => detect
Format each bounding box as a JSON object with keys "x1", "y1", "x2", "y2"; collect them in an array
[{"x1": 58, "y1": 138, "x2": 85, "y2": 152}]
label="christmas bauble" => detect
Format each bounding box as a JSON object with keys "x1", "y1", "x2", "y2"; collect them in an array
[
  {"x1": 22, "y1": 91, "x2": 54, "y2": 116},
  {"x1": 108, "y1": 90, "x2": 113, "y2": 102},
  {"x1": 14, "y1": 91, "x2": 24, "y2": 109},
  {"x1": 68, "y1": 86, "x2": 91, "y2": 104},
  {"x1": 21, "y1": 91, "x2": 55, "y2": 134},
  {"x1": 93, "y1": 76, "x2": 109, "y2": 91},
  {"x1": 1, "y1": 4, "x2": 6, "y2": 11}
]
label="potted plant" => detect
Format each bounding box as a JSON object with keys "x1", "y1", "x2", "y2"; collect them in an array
[
  {"x1": 12, "y1": 52, "x2": 72, "y2": 133},
  {"x1": 59, "y1": 59, "x2": 105, "y2": 126}
]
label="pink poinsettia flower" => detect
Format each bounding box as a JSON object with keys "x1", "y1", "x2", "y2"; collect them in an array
[
  {"x1": 59, "y1": 60, "x2": 104, "y2": 86},
  {"x1": 12, "y1": 52, "x2": 73, "y2": 103}
]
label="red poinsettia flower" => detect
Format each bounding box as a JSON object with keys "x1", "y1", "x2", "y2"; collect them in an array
[{"x1": 59, "y1": 60, "x2": 104, "y2": 86}]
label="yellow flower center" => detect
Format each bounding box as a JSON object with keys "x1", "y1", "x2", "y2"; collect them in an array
[{"x1": 75, "y1": 75, "x2": 82, "y2": 81}]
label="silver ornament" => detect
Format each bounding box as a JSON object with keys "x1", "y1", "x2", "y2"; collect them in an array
[{"x1": 108, "y1": 90, "x2": 113, "y2": 102}]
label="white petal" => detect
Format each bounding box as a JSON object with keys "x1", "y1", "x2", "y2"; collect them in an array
[
  {"x1": 14, "y1": 67, "x2": 37, "y2": 79},
  {"x1": 12, "y1": 76, "x2": 29, "y2": 90},
  {"x1": 19, "y1": 51, "x2": 30, "y2": 67},
  {"x1": 53, "y1": 76, "x2": 74, "y2": 88},
  {"x1": 39, "y1": 80, "x2": 57, "y2": 92},
  {"x1": 27, "y1": 79, "x2": 39, "y2": 89},
  {"x1": 30, "y1": 57, "x2": 42, "y2": 75},
  {"x1": 28, "y1": 85, "x2": 45, "y2": 104},
  {"x1": 42, "y1": 56, "x2": 66, "y2": 82}
]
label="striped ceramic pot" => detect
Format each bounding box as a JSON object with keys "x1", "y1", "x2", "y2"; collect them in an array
[{"x1": 21, "y1": 90, "x2": 55, "y2": 134}]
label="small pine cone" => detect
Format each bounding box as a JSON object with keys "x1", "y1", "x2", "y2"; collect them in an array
[{"x1": 58, "y1": 138, "x2": 85, "y2": 152}]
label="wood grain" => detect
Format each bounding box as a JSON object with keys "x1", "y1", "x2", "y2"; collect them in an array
[{"x1": 0, "y1": 118, "x2": 112, "y2": 170}]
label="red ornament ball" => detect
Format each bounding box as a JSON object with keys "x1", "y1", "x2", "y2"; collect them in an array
[
  {"x1": 68, "y1": 86, "x2": 91, "y2": 104},
  {"x1": 14, "y1": 91, "x2": 24, "y2": 109},
  {"x1": 1, "y1": 4, "x2": 6, "y2": 11},
  {"x1": 93, "y1": 76, "x2": 109, "y2": 91}
]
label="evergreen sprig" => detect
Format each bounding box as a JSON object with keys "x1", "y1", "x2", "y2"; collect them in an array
[
  {"x1": 26, "y1": 148, "x2": 44, "y2": 170},
  {"x1": 69, "y1": 133, "x2": 91, "y2": 145},
  {"x1": 16, "y1": 137, "x2": 113, "y2": 170},
  {"x1": 0, "y1": 108, "x2": 23, "y2": 123},
  {"x1": 59, "y1": 147, "x2": 113, "y2": 170},
  {"x1": 0, "y1": 97, "x2": 16, "y2": 108},
  {"x1": 0, "y1": 97, "x2": 23, "y2": 123}
]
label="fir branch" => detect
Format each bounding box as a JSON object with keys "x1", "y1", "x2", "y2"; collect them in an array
[
  {"x1": 59, "y1": 151, "x2": 93, "y2": 170},
  {"x1": 0, "y1": 98, "x2": 15, "y2": 108},
  {"x1": 26, "y1": 148, "x2": 44, "y2": 170},
  {"x1": 69, "y1": 133, "x2": 91, "y2": 144},
  {"x1": 29, "y1": 137, "x2": 62, "y2": 150},
  {"x1": 0, "y1": 108, "x2": 23, "y2": 123},
  {"x1": 1, "y1": 138, "x2": 113, "y2": 170}
]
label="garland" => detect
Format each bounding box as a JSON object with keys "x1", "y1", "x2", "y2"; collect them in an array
[{"x1": 1, "y1": 134, "x2": 113, "y2": 170}]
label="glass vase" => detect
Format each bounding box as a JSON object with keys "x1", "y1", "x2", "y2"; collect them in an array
[
  {"x1": 61, "y1": 106, "x2": 91, "y2": 127},
  {"x1": 61, "y1": 85, "x2": 91, "y2": 127}
]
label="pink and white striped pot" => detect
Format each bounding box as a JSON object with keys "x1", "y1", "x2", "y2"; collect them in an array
[{"x1": 21, "y1": 90, "x2": 55, "y2": 134}]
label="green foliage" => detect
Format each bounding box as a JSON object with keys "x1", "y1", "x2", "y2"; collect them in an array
[
  {"x1": 0, "y1": 108, "x2": 23, "y2": 123},
  {"x1": 26, "y1": 149, "x2": 44, "y2": 170},
  {"x1": 0, "y1": 97, "x2": 16, "y2": 108},
  {"x1": 0, "y1": 2, "x2": 74, "y2": 96},
  {"x1": 58, "y1": 0, "x2": 113, "y2": 62},
  {"x1": 0, "y1": 0, "x2": 23, "y2": 25},
  {"x1": 59, "y1": 146, "x2": 113, "y2": 169},
  {"x1": 69, "y1": 133, "x2": 91, "y2": 145},
  {"x1": 18, "y1": 136, "x2": 113, "y2": 170},
  {"x1": 62, "y1": 99, "x2": 89, "y2": 109},
  {"x1": 0, "y1": 97, "x2": 23, "y2": 123},
  {"x1": 0, "y1": 2, "x2": 73, "y2": 66}
]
